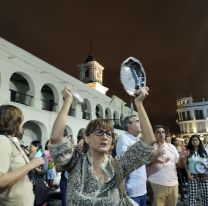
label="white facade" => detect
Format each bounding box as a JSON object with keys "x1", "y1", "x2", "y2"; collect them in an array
[
  {"x1": 176, "y1": 96, "x2": 208, "y2": 138},
  {"x1": 0, "y1": 37, "x2": 134, "y2": 147}
]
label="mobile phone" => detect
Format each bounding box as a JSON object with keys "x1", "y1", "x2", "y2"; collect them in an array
[{"x1": 35, "y1": 148, "x2": 44, "y2": 157}]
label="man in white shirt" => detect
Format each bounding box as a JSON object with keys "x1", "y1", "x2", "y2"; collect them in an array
[
  {"x1": 116, "y1": 115, "x2": 147, "y2": 206},
  {"x1": 147, "y1": 125, "x2": 179, "y2": 206}
]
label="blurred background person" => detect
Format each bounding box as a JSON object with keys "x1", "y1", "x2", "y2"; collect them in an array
[
  {"x1": 203, "y1": 136, "x2": 208, "y2": 150},
  {"x1": 0, "y1": 105, "x2": 44, "y2": 206},
  {"x1": 183, "y1": 135, "x2": 208, "y2": 206},
  {"x1": 29, "y1": 140, "x2": 48, "y2": 181},
  {"x1": 165, "y1": 136, "x2": 171, "y2": 144},
  {"x1": 116, "y1": 115, "x2": 148, "y2": 206},
  {"x1": 184, "y1": 137, "x2": 190, "y2": 148},
  {"x1": 172, "y1": 137, "x2": 186, "y2": 201},
  {"x1": 59, "y1": 135, "x2": 75, "y2": 206},
  {"x1": 45, "y1": 140, "x2": 57, "y2": 188}
]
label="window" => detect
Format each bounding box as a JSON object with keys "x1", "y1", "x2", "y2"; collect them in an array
[
  {"x1": 85, "y1": 69, "x2": 89, "y2": 78},
  {"x1": 196, "y1": 122, "x2": 206, "y2": 132},
  {"x1": 182, "y1": 112, "x2": 186, "y2": 121},
  {"x1": 195, "y1": 110, "x2": 204, "y2": 119},
  {"x1": 187, "y1": 111, "x2": 191, "y2": 120}
]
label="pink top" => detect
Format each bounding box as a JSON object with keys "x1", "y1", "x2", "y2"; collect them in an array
[
  {"x1": 44, "y1": 150, "x2": 52, "y2": 161},
  {"x1": 147, "y1": 143, "x2": 179, "y2": 186}
]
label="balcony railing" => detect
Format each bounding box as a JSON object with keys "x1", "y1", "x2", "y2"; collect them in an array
[
  {"x1": 82, "y1": 112, "x2": 91, "y2": 120},
  {"x1": 177, "y1": 117, "x2": 194, "y2": 122},
  {"x1": 68, "y1": 108, "x2": 76, "y2": 117},
  {"x1": 10, "y1": 89, "x2": 33, "y2": 106},
  {"x1": 41, "y1": 99, "x2": 58, "y2": 111}
]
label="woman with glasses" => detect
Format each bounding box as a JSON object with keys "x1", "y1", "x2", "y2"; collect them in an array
[{"x1": 49, "y1": 87, "x2": 156, "y2": 206}]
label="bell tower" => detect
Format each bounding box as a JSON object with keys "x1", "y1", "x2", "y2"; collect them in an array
[
  {"x1": 77, "y1": 42, "x2": 108, "y2": 94},
  {"x1": 78, "y1": 54, "x2": 104, "y2": 84}
]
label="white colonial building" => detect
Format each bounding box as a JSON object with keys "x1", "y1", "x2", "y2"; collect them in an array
[
  {"x1": 0, "y1": 37, "x2": 134, "y2": 147},
  {"x1": 176, "y1": 96, "x2": 208, "y2": 138}
]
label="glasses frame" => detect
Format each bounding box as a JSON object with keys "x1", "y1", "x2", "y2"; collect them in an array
[{"x1": 92, "y1": 129, "x2": 113, "y2": 138}]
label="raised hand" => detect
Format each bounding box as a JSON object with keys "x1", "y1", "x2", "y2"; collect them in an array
[
  {"x1": 134, "y1": 87, "x2": 149, "y2": 104},
  {"x1": 62, "y1": 86, "x2": 73, "y2": 102},
  {"x1": 30, "y1": 157, "x2": 45, "y2": 168}
]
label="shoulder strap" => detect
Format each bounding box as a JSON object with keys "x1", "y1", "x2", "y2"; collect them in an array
[{"x1": 4, "y1": 134, "x2": 29, "y2": 164}]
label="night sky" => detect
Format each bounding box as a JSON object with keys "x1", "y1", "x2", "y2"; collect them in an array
[{"x1": 1, "y1": 0, "x2": 208, "y2": 133}]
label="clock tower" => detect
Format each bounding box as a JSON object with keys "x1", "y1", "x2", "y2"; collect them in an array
[
  {"x1": 77, "y1": 54, "x2": 108, "y2": 94},
  {"x1": 77, "y1": 54, "x2": 104, "y2": 84}
]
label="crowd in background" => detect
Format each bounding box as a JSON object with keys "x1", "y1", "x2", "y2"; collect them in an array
[
  {"x1": 18, "y1": 126, "x2": 208, "y2": 206},
  {"x1": 0, "y1": 87, "x2": 208, "y2": 206}
]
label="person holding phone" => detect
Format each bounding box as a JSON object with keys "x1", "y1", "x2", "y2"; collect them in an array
[
  {"x1": 183, "y1": 135, "x2": 208, "y2": 206},
  {"x1": 0, "y1": 105, "x2": 44, "y2": 206},
  {"x1": 44, "y1": 140, "x2": 57, "y2": 188},
  {"x1": 29, "y1": 141, "x2": 48, "y2": 180}
]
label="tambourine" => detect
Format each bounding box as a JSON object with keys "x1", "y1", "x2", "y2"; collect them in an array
[
  {"x1": 120, "y1": 57, "x2": 146, "y2": 96},
  {"x1": 194, "y1": 161, "x2": 208, "y2": 174}
]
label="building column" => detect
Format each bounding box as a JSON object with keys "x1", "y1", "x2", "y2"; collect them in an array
[{"x1": 0, "y1": 71, "x2": 11, "y2": 103}]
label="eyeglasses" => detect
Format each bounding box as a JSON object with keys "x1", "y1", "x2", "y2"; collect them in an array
[{"x1": 93, "y1": 129, "x2": 113, "y2": 138}]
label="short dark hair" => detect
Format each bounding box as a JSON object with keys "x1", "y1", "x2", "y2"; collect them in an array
[
  {"x1": 122, "y1": 115, "x2": 136, "y2": 131},
  {"x1": 154, "y1": 124, "x2": 165, "y2": 132},
  {"x1": 85, "y1": 118, "x2": 114, "y2": 136},
  {"x1": 31, "y1": 140, "x2": 42, "y2": 149}
]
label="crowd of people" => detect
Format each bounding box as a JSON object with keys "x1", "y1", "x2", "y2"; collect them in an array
[{"x1": 0, "y1": 86, "x2": 207, "y2": 206}]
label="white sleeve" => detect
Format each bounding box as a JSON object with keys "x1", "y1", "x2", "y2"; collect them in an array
[
  {"x1": 172, "y1": 144, "x2": 180, "y2": 163},
  {"x1": 116, "y1": 135, "x2": 130, "y2": 156}
]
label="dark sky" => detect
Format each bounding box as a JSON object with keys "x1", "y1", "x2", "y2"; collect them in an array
[{"x1": 1, "y1": 0, "x2": 208, "y2": 133}]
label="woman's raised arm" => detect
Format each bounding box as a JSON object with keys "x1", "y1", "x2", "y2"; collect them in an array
[
  {"x1": 50, "y1": 87, "x2": 73, "y2": 144},
  {"x1": 134, "y1": 87, "x2": 155, "y2": 145}
]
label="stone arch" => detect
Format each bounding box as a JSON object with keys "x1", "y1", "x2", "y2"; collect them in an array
[
  {"x1": 113, "y1": 111, "x2": 120, "y2": 128},
  {"x1": 120, "y1": 113, "x2": 125, "y2": 126},
  {"x1": 21, "y1": 120, "x2": 47, "y2": 147},
  {"x1": 9, "y1": 72, "x2": 35, "y2": 106},
  {"x1": 105, "y1": 107, "x2": 112, "y2": 120},
  {"x1": 95, "y1": 104, "x2": 103, "y2": 118},
  {"x1": 82, "y1": 98, "x2": 91, "y2": 120},
  {"x1": 41, "y1": 83, "x2": 59, "y2": 112}
]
